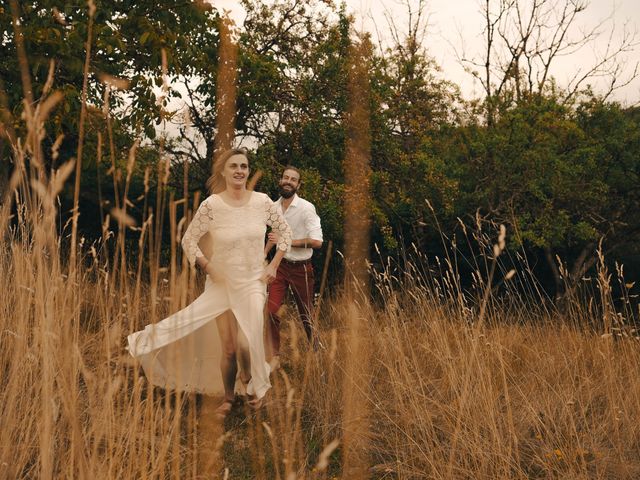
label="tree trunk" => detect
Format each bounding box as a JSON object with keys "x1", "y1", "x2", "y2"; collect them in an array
[
  {"x1": 544, "y1": 246, "x2": 563, "y2": 300},
  {"x1": 569, "y1": 244, "x2": 595, "y2": 285}
]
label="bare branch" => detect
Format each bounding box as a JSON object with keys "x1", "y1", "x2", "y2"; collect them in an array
[{"x1": 459, "y1": 0, "x2": 639, "y2": 109}]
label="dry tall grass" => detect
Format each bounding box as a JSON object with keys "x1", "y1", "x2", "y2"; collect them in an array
[
  {"x1": 2, "y1": 10, "x2": 639, "y2": 477},
  {"x1": 2, "y1": 184, "x2": 640, "y2": 479},
  {"x1": 3, "y1": 120, "x2": 640, "y2": 480}
]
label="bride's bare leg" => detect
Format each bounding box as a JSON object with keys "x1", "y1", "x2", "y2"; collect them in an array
[
  {"x1": 216, "y1": 311, "x2": 238, "y2": 403},
  {"x1": 216, "y1": 310, "x2": 259, "y2": 410},
  {"x1": 235, "y1": 326, "x2": 252, "y2": 385},
  {"x1": 231, "y1": 314, "x2": 262, "y2": 408}
]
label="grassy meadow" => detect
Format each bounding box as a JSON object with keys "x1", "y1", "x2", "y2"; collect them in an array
[
  {"x1": 1, "y1": 8, "x2": 640, "y2": 477},
  {"x1": 1, "y1": 170, "x2": 640, "y2": 479}
]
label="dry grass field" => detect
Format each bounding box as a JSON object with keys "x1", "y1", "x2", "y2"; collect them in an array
[
  {"x1": 2, "y1": 183, "x2": 640, "y2": 479},
  {"x1": 1, "y1": 29, "x2": 639, "y2": 479}
]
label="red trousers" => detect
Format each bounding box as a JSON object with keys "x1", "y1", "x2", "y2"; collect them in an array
[{"x1": 267, "y1": 260, "x2": 315, "y2": 354}]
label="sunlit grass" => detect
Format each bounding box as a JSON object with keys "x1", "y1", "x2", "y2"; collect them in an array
[
  {"x1": 2, "y1": 6, "x2": 639, "y2": 476},
  {"x1": 2, "y1": 209, "x2": 640, "y2": 479}
]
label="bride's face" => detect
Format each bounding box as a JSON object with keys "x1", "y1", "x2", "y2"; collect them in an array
[{"x1": 223, "y1": 154, "x2": 249, "y2": 189}]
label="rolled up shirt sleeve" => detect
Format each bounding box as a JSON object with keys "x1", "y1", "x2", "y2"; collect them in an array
[{"x1": 305, "y1": 205, "x2": 323, "y2": 242}]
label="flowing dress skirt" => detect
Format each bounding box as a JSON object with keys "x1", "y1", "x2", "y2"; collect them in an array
[{"x1": 127, "y1": 263, "x2": 271, "y2": 399}]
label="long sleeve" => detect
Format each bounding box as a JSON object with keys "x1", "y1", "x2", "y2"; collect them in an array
[
  {"x1": 181, "y1": 197, "x2": 215, "y2": 266},
  {"x1": 265, "y1": 197, "x2": 292, "y2": 252}
]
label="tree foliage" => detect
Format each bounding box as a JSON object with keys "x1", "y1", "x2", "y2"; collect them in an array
[{"x1": 2, "y1": 0, "x2": 639, "y2": 294}]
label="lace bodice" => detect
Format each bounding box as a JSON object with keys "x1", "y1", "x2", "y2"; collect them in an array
[{"x1": 181, "y1": 192, "x2": 291, "y2": 269}]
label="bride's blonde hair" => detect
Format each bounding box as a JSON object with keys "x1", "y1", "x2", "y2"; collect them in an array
[{"x1": 206, "y1": 148, "x2": 249, "y2": 194}]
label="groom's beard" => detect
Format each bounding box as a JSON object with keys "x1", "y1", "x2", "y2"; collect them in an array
[{"x1": 279, "y1": 184, "x2": 297, "y2": 198}]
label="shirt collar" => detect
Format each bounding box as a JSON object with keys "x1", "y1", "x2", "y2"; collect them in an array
[{"x1": 278, "y1": 193, "x2": 300, "y2": 208}]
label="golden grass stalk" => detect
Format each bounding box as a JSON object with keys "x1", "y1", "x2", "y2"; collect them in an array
[
  {"x1": 211, "y1": 12, "x2": 239, "y2": 186},
  {"x1": 69, "y1": 0, "x2": 96, "y2": 269},
  {"x1": 340, "y1": 33, "x2": 374, "y2": 479}
]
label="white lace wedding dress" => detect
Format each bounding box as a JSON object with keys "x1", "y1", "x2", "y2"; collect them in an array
[{"x1": 127, "y1": 191, "x2": 291, "y2": 399}]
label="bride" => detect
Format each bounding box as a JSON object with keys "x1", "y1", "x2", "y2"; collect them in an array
[{"x1": 127, "y1": 148, "x2": 292, "y2": 416}]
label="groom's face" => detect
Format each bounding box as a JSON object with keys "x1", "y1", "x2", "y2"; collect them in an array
[{"x1": 279, "y1": 169, "x2": 300, "y2": 198}]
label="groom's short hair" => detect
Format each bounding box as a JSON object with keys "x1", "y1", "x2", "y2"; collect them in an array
[{"x1": 282, "y1": 165, "x2": 301, "y2": 181}]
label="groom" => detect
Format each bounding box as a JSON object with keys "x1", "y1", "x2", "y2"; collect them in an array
[{"x1": 266, "y1": 166, "x2": 323, "y2": 362}]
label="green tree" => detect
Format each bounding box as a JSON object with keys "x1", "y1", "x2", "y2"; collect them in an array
[
  {"x1": 1, "y1": 0, "x2": 220, "y2": 235},
  {"x1": 451, "y1": 94, "x2": 640, "y2": 295},
  {"x1": 367, "y1": 0, "x2": 459, "y2": 252},
  {"x1": 1, "y1": 0, "x2": 219, "y2": 155},
  {"x1": 166, "y1": 0, "x2": 351, "y2": 225},
  {"x1": 238, "y1": 0, "x2": 351, "y2": 243}
]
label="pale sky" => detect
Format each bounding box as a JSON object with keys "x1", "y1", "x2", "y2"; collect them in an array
[
  {"x1": 210, "y1": 0, "x2": 640, "y2": 105},
  {"x1": 352, "y1": 0, "x2": 640, "y2": 104}
]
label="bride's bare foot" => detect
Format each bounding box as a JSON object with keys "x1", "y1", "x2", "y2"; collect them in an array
[
  {"x1": 239, "y1": 376, "x2": 263, "y2": 410},
  {"x1": 268, "y1": 355, "x2": 280, "y2": 371},
  {"x1": 214, "y1": 399, "x2": 234, "y2": 419},
  {"x1": 248, "y1": 395, "x2": 263, "y2": 410}
]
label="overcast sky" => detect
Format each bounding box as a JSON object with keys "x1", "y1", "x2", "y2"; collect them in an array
[{"x1": 211, "y1": 0, "x2": 640, "y2": 104}]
